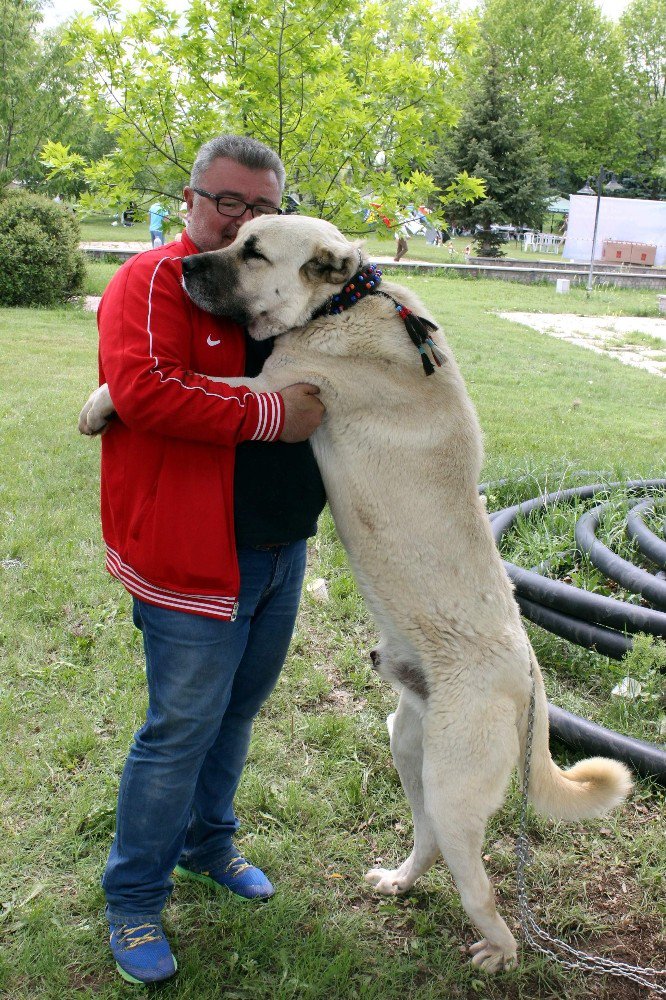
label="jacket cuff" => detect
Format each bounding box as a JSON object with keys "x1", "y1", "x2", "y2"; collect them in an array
[{"x1": 250, "y1": 391, "x2": 284, "y2": 442}]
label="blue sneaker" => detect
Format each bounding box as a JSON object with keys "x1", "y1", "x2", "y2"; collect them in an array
[
  {"x1": 109, "y1": 922, "x2": 177, "y2": 984},
  {"x1": 174, "y1": 852, "x2": 275, "y2": 901}
]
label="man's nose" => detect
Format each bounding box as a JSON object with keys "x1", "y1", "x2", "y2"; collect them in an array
[{"x1": 234, "y1": 207, "x2": 255, "y2": 226}]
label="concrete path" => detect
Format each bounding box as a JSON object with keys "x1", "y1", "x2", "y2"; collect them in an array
[
  {"x1": 81, "y1": 241, "x2": 151, "y2": 252},
  {"x1": 500, "y1": 312, "x2": 666, "y2": 378}
]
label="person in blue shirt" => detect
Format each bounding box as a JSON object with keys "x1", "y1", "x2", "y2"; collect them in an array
[{"x1": 148, "y1": 202, "x2": 169, "y2": 247}]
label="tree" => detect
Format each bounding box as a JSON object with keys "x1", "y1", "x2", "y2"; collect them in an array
[
  {"x1": 0, "y1": 0, "x2": 112, "y2": 194},
  {"x1": 435, "y1": 52, "x2": 550, "y2": 255},
  {"x1": 478, "y1": 0, "x2": 633, "y2": 190},
  {"x1": 620, "y1": 0, "x2": 665, "y2": 198},
  {"x1": 49, "y1": 0, "x2": 483, "y2": 230}
]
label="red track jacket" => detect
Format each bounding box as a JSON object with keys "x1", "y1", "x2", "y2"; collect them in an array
[{"x1": 98, "y1": 232, "x2": 285, "y2": 620}]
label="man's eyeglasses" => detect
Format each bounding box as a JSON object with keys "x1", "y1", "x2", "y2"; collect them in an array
[{"x1": 192, "y1": 188, "x2": 282, "y2": 218}]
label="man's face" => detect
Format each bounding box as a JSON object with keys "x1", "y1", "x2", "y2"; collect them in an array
[{"x1": 183, "y1": 157, "x2": 283, "y2": 253}]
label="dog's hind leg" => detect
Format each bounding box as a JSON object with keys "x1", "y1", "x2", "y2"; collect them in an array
[
  {"x1": 365, "y1": 692, "x2": 440, "y2": 894},
  {"x1": 421, "y1": 708, "x2": 519, "y2": 973}
]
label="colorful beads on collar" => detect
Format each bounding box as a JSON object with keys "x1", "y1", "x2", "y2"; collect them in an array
[
  {"x1": 312, "y1": 261, "x2": 444, "y2": 377},
  {"x1": 320, "y1": 264, "x2": 383, "y2": 315}
]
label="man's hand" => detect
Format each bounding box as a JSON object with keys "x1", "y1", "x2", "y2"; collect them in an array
[{"x1": 279, "y1": 383, "x2": 324, "y2": 442}]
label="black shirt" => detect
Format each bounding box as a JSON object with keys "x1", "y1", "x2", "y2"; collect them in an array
[{"x1": 233, "y1": 335, "x2": 326, "y2": 546}]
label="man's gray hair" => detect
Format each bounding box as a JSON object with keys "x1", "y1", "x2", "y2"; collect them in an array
[{"x1": 190, "y1": 135, "x2": 286, "y2": 191}]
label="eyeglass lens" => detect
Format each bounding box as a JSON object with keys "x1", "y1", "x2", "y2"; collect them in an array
[{"x1": 215, "y1": 196, "x2": 278, "y2": 218}]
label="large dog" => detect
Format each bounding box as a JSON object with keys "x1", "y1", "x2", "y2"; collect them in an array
[{"x1": 80, "y1": 216, "x2": 632, "y2": 973}]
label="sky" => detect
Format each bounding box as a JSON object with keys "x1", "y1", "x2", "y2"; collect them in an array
[{"x1": 41, "y1": 0, "x2": 634, "y2": 31}]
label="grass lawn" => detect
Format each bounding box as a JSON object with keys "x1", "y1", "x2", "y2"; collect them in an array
[
  {"x1": 0, "y1": 280, "x2": 664, "y2": 999},
  {"x1": 77, "y1": 213, "x2": 560, "y2": 259},
  {"x1": 363, "y1": 235, "x2": 562, "y2": 265},
  {"x1": 78, "y1": 216, "x2": 666, "y2": 272},
  {"x1": 79, "y1": 216, "x2": 560, "y2": 265},
  {"x1": 82, "y1": 262, "x2": 123, "y2": 297},
  {"x1": 79, "y1": 216, "x2": 153, "y2": 243}
]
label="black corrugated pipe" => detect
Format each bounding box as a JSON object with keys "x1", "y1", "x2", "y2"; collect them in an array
[
  {"x1": 516, "y1": 595, "x2": 632, "y2": 659},
  {"x1": 489, "y1": 479, "x2": 666, "y2": 637},
  {"x1": 575, "y1": 501, "x2": 666, "y2": 610},
  {"x1": 548, "y1": 705, "x2": 666, "y2": 784},
  {"x1": 481, "y1": 479, "x2": 666, "y2": 784},
  {"x1": 626, "y1": 498, "x2": 666, "y2": 569},
  {"x1": 506, "y1": 560, "x2": 666, "y2": 635}
]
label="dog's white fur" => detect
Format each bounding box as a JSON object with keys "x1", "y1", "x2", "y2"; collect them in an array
[{"x1": 80, "y1": 216, "x2": 632, "y2": 972}]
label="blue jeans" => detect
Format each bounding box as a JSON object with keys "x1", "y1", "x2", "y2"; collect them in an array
[{"x1": 102, "y1": 540, "x2": 307, "y2": 925}]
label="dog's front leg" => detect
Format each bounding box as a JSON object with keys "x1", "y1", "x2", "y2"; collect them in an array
[
  {"x1": 206, "y1": 374, "x2": 272, "y2": 391},
  {"x1": 206, "y1": 371, "x2": 302, "y2": 395},
  {"x1": 78, "y1": 384, "x2": 115, "y2": 435},
  {"x1": 77, "y1": 373, "x2": 283, "y2": 437}
]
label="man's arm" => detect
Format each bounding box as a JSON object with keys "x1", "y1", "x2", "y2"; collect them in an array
[
  {"x1": 97, "y1": 254, "x2": 286, "y2": 446},
  {"x1": 78, "y1": 379, "x2": 323, "y2": 441}
]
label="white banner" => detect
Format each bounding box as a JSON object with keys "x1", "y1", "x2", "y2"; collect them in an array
[{"x1": 563, "y1": 194, "x2": 666, "y2": 266}]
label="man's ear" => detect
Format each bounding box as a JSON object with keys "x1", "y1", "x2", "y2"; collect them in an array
[
  {"x1": 301, "y1": 244, "x2": 359, "y2": 286},
  {"x1": 183, "y1": 186, "x2": 195, "y2": 213}
]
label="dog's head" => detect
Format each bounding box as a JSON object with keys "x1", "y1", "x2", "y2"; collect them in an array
[{"x1": 181, "y1": 215, "x2": 365, "y2": 339}]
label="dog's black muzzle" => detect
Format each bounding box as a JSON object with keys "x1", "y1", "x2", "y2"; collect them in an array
[
  {"x1": 181, "y1": 252, "x2": 249, "y2": 324},
  {"x1": 181, "y1": 254, "x2": 205, "y2": 278}
]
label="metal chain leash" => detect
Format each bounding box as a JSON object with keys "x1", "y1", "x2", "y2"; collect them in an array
[{"x1": 515, "y1": 658, "x2": 666, "y2": 995}]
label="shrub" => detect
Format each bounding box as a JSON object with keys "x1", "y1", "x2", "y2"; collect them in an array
[{"x1": 0, "y1": 192, "x2": 86, "y2": 306}]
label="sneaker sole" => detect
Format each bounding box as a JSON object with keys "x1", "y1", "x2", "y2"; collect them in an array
[
  {"x1": 173, "y1": 864, "x2": 274, "y2": 901},
  {"x1": 115, "y1": 957, "x2": 178, "y2": 985}
]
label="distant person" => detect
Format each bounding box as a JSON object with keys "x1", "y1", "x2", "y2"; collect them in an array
[
  {"x1": 121, "y1": 202, "x2": 136, "y2": 227},
  {"x1": 148, "y1": 201, "x2": 169, "y2": 247},
  {"x1": 393, "y1": 217, "x2": 410, "y2": 262}
]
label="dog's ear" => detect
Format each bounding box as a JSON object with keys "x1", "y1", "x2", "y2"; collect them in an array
[{"x1": 301, "y1": 244, "x2": 358, "y2": 286}]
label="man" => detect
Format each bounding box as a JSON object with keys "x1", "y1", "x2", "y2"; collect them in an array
[
  {"x1": 93, "y1": 135, "x2": 326, "y2": 984},
  {"x1": 393, "y1": 217, "x2": 410, "y2": 262},
  {"x1": 148, "y1": 200, "x2": 169, "y2": 247}
]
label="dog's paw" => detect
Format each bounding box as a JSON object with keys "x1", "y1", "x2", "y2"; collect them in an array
[
  {"x1": 468, "y1": 938, "x2": 517, "y2": 973},
  {"x1": 78, "y1": 385, "x2": 113, "y2": 436},
  {"x1": 364, "y1": 868, "x2": 409, "y2": 895},
  {"x1": 78, "y1": 404, "x2": 107, "y2": 435}
]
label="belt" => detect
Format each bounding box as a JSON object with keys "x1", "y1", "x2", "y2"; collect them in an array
[{"x1": 252, "y1": 542, "x2": 286, "y2": 550}]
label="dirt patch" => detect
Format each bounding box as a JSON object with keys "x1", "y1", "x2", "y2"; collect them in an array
[{"x1": 499, "y1": 312, "x2": 666, "y2": 378}]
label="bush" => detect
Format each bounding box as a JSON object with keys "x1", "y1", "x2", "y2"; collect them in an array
[{"x1": 0, "y1": 192, "x2": 86, "y2": 306}]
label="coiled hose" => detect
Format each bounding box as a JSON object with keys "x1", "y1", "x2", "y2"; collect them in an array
[{"x1": 484, "y1": 479, "x2": 666, "y2": 783}]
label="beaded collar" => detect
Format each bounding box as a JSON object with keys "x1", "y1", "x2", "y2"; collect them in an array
[
  {"x1": 312, "y1": 259, "x2": 445, "y2": 376},
  {"x1": 313, "y1": 262, "x2": 383, "y2": 316}
]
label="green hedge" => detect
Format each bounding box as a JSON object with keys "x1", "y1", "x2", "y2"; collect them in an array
[{"x1": 0, "y1": 192, "x2": 85, "y2": 306}]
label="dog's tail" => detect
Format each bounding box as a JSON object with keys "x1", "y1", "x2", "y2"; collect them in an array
[{"x1": 521, "y1": 647, "x2": 633, "y2": 821}]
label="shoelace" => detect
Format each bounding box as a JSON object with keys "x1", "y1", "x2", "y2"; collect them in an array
[
  {"x1": 114, "y1": 924, "x2": 163, "y2": 951},
  {"x1": 223, "y1": 857, "x2": 253, "y2": 879}
]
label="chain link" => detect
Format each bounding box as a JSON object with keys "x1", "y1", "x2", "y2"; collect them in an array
[{"x1": 515, "y1": 655, "x2": 666, "y2": 995}]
